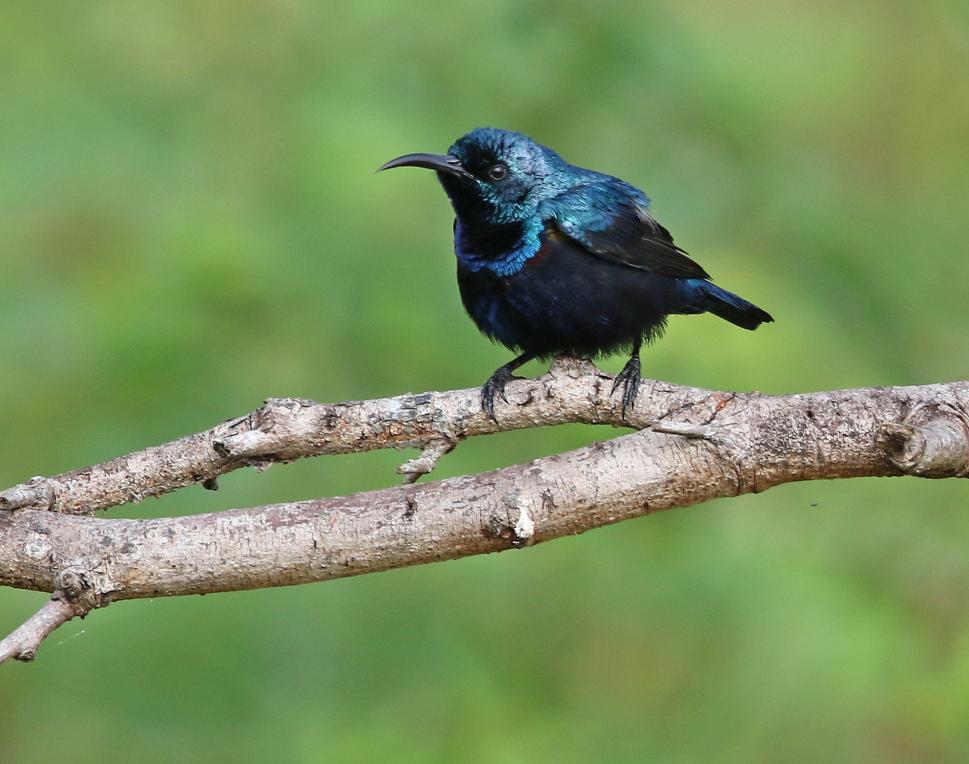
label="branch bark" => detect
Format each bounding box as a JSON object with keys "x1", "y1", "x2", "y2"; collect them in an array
[{"x1": 2, "y1": 358, "x2": 968, "y2": 663}]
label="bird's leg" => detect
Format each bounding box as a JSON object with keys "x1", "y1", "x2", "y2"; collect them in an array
[
  {"x1": 611, "y1": 337, "x2": 642, "y2": 421},
  {"x1": 481, "y1": 352, "x2": 536, "y2": 423}
]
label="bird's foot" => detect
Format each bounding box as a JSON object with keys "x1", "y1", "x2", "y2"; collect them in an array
[
  {"x1": 611, "y1": 356, "x2": 641, "y2": 421},
  {"x1": 481, "y1": 366, "x2": 522, "y2": 423}
]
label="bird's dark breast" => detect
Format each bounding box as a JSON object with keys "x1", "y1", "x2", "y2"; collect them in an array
[
  {"x1": 457, "y1": 228, "x2": 682, "y2": 358},
  {"x1": 456, "y1": 218, "x2": 526, "y2": 259}
]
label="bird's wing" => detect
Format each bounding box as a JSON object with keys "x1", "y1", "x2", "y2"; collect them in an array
[{"x1": 539, "y1": 181, "x2": 711, "y2": 280}]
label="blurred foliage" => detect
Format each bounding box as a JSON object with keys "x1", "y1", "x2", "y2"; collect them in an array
[{"x1": 1, "y1": 1, "x2": 968, "y2": 761}]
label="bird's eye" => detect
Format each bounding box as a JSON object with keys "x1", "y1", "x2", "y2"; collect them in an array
[{"x1": 487, "y1": 164, "x2": 508, "y2": 181}]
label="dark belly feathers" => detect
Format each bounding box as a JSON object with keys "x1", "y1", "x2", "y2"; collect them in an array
[{"x1": 457, "y1": 230, "x2": 684, "y2": 358}]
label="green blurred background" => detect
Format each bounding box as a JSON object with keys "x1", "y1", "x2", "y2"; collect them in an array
[{"x1": 2, "y1": 1, "x2": 968, "y2": 761}]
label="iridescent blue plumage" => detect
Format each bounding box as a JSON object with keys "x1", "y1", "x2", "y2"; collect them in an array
[{"x1": 379, "y1": 127, "x2": 773, "y2": 420}]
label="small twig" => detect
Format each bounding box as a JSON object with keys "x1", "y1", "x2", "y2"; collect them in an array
[
  {"x1": 0, "y1": 597, "x2": 82, "y2": 664},
  {"x1": 397, "y1": 439, "x2": 457, "y2": 483}
]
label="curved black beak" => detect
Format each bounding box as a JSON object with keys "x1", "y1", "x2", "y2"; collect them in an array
[{"x1": 377, "y1": 152, "x2": 473, "y2": 179}]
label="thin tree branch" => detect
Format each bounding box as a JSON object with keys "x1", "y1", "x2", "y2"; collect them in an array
[
  {"x1": 2, "y1": 360, "x2": 969, "y2": 663},
  {"x1": 0, "y1": 357, "x2": 626, "y2": 515},
  {"x1": 0, "y1": 597, "x2": 84, "y2": 663}
]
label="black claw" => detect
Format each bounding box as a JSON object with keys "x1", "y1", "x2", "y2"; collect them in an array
[
  {"x1": 481, "y1": 368, "x2": 513, "y2": 423},
  {"x1": 480, "y1": 353, "x2": 536, "y2": 422},
  {"x1": 611, "y1": 356, "x2": 641, "y2": 421}
]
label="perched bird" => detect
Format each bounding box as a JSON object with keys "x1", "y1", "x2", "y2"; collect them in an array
[{"x1": 379, "y1": 128, "x2": 772, "y2": 421}]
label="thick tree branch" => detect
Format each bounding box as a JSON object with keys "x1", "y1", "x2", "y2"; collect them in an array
[{"x1": 2, "y1": 359, "x2": 969, "y2": 663}]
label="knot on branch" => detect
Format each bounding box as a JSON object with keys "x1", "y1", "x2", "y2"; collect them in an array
[
  {"x1": 876, "y1": 416, "x2": 969, "y2": 478},
  {"x1": 211, "y1": 397, "x2": 336, "y2": 470},
  {"x1": 487, "y1": 489, "x2": 537, "y2": 548},
  {"x1": 55, "y1": 566, "x2": 111, "y2": 612}
]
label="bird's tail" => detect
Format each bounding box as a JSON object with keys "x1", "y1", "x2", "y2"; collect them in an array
[{"x1": 681, "y1": 280, "x2": 773, "y2": 330}]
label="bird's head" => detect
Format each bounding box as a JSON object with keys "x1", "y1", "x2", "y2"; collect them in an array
[{"x1": 379, "y1": 127, "x2": 568, "y2": 224}]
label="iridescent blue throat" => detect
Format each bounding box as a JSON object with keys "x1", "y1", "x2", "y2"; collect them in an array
[{"x1": 454, "y1": 217, "x2": 544, "y2": 276}]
